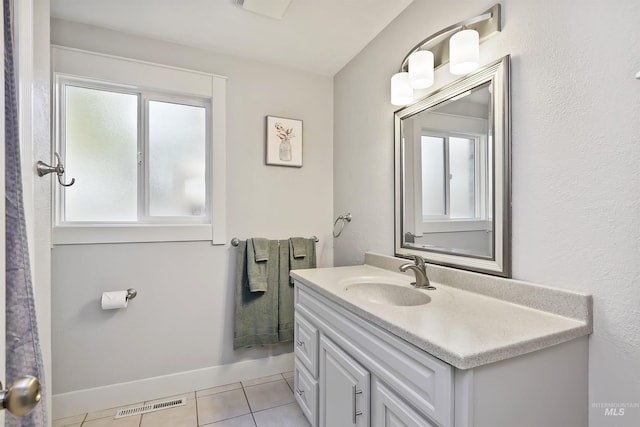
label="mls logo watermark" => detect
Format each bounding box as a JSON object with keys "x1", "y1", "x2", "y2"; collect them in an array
[
  {"x1": 592, "y1": 402, "x2": 639, "y2": 417},
  {"x1": 604, "y1": 407, "x2": 625, "y2": 417}
]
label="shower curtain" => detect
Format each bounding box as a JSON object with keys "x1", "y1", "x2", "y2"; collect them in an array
[{"x1": 4, "y1": 0, "x2": 47, "y2": 425}]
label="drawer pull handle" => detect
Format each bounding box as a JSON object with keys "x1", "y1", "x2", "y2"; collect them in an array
[
  {"x1": 295, "y1": 339, "x2": 305, "y2": 348},
  {"x1": 296, "y1": 387, "x2": 305, "y2": 397},
  {"x1": 352, "y1": 385, "x2": 363, "y2": 424}
]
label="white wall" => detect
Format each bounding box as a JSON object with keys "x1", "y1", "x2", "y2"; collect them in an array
[
  {"x1": 51, "y1": 18, "x2": 333, "y2": 399},
  {"x1": 333, "y1": 1, "x2": 640, "y2": 426}
]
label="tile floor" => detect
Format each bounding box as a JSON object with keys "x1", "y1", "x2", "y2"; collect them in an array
[{"x1": 53, "y1": 372, "x2": 311, "y2": 427}]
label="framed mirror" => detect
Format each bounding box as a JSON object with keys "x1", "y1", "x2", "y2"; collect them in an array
[{"x1": 394, "y1": 55, "x2": 511, "y2": 276}]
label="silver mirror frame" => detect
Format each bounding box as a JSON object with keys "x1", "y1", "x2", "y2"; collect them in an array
[{"x1": 394, "y1": 55, "x2": 511, "y2": 277}]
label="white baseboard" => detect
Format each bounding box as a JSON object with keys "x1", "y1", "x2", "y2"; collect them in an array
[{"x1": 52, "y1": 352, "x2": 295, "y2": 419}]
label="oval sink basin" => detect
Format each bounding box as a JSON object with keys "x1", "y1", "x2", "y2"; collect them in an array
[{"x1": 343, "y1": 282, "x2": 431, "y2": 306}]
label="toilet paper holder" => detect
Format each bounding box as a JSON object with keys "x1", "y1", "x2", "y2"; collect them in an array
[{"x1": 126, "y1": 288, "x2": 138, "y2": 301}]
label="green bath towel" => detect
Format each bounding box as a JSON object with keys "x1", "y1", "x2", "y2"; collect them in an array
[
  {"x1": 233, "y1": 240, "x2": 279, "y2": 349},
  {"x1": 278, "y1": 240, "x2": 294, "y2": 342}
]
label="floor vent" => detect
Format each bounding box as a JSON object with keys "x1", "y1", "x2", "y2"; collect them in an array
[{"x1": 114, "y1": 397, "x2": 186, "y2": 419}]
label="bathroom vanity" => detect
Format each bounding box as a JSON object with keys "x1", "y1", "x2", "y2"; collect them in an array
[{"x1": 291, "y1": 253, "x2": 592, "y2": 427}]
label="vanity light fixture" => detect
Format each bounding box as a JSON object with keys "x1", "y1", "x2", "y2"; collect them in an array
[{"x1": 390, "y1": 3, "x2": 502, "y2": 106}]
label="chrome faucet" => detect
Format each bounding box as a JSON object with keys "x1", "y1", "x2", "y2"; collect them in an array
[{"x1": 399, "y1": 255, "x2": 435, "y2": 290}]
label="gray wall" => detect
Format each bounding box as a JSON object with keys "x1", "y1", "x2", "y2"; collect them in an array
[
  {"x1": 333, "y1": 0, "x2": 640, "y2": 426},
  {"x1": 51, "y1": 19, "x2": 334, "y2": 394}
]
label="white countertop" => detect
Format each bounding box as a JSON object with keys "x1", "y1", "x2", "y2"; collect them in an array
[{"x1": 291, "y1": 263, "x2": 592, "y2": 370}]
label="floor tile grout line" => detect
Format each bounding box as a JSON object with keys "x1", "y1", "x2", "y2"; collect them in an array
[
  {"x1": 240, "y1": 382, "x2": 259, "y2": 427},
  {"x1": 283, "y1": 373, "x2": 294, "y2": 393},
  {"x1": 194, "y1": 391, "x2": 200, "y2": 427},
  {"x1": 240, "y1": 382, "x2": 254, "y2": 414},
  {"x1": 251, "y1": 400, "x2": 299, "y2": 416},
  {"x1": 196, "y1": 388, "x2": 254, "y2": 426},
  {"x1": 241, "y1": 378, "x2": 285, "y2": 390},
  {"x1": 242, "y1": 378, "x2": 298, "y2": 416},
  {"x1": 196, "y1": 386, "x2": 242, "y2": 400}
]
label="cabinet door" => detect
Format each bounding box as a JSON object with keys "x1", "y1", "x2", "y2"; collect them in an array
[
  {"x1": 372, "y1": 379, "x2": 437, "y2": 427},
  {"x1": 319, "y1": 336, "x2": 370, "y2": 427}
]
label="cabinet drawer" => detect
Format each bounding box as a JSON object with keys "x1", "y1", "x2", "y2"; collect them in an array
[
  {"x1": 295, "y1": 311, "x2": 319, "y2": 377},
  {"x1": 295, "y1": 359, "x2": 318, "y2": 427}
]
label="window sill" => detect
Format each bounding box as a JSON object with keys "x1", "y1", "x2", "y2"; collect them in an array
[{"x1": 53, "y1": 224, "x2": 217, "y2": 245}]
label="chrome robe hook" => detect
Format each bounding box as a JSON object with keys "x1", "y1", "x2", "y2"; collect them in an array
[{"x1": 36, "y1": 152, "x2": 75, "y2": 187}]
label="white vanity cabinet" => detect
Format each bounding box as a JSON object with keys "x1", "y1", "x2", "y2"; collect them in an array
[
  {"x1": 293, "y1": 280, "x2": 589, "y2": 427},
  {"x1": 294, "y1": 282, "x2": 453, "y2": 427}
]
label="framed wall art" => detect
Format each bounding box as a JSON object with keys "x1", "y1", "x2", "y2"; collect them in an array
[{"x1": 265, "y1": 116, "x2": 303, "y2": 167}]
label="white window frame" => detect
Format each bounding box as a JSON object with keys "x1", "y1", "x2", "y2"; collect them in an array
[
  {"x1": 51, "y1": 46, "x2": 227, "y2": 245},
  {"x1": 416, "y1": 127, "x2": 491, "y2": 235},
  {"x1": 420, "y1": 131, "x2": 486, "y2": 221}
]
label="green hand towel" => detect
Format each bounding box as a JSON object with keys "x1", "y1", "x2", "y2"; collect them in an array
[
  {"x1": 233, "y1": 240, "x2": 279, "y2": 349},
  {"x1": 252, "y1": 237, "x2": 270, "y2": 262},
  {"x1": 289, "y1": 238, "x2": 317, "y2": 284},
  {"x1": 278, "y1": 240, "x2": 294, "y2": 342},
  {"x1": 247, "y1": 238, "x2": 268, "y2": 292},
  {"x1": 289, "y1": 237, "x2": 307, "y2": 258}
]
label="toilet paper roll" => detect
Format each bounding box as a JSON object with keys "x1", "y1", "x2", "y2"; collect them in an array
[{"x1": 101, "y1": 291, "x2": 129, "y2": 310}]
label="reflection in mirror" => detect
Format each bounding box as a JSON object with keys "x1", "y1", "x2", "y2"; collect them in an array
[
  {"x1": 395, "y1": 56, "x2": 510, "y2": 276},
  {"x1": 403, "y1": 82, "x2": 492, "y2": 257}
]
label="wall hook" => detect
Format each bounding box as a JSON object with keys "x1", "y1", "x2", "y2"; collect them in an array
[{"x1": 36, "y1": 152, "x2": 76, "y2": 187}]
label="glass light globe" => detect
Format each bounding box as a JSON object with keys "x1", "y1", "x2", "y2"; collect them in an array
[
  {"x1": 408, "y1": 50, "x2": 434, "y2": 89},
  {"x1": 391, "y1": 72, "x2": 413, "y2": 106},
  {"x1": 450, "y1": 29, "x2": 480, "y2": 75}
]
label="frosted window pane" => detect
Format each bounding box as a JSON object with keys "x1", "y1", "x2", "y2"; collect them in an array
[
  {"x1": 421, "y1": 136, "x2": 446, "y2": 216},
  {"x1": 148, "y1": 101, "x2": 207, "y2": 217},
  {"x1": 450, "y1": 137, "x2": 476, "y2": 218},
  {"x1": 64, "y1": 86, "x2": 138, "y2": 222}
]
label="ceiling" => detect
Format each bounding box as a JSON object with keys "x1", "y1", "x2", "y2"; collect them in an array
[{"x1": 50, "y1": 0, "x2": 415, "y2": 76}]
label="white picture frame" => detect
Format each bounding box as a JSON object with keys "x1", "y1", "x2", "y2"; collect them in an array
[{"x1": 265, "y1": 115, "x2": 303, "y2": 167}]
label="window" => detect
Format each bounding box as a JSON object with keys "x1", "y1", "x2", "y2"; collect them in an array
[
  {"x1": 147, "y1": 100, "x2": 208, "y2": 218},
  {"x1": 64, "y1": 85, "x2": 139, "y2": 223},
  {"x1": 421, "y1": 133, "x2": 486, "y2": 221},
  {"x1": 52, "y1": 47, "x2": 226, "y2": 244},
  {"x1": 62, "y1": 83, "x2": 209, "y2": 223}
]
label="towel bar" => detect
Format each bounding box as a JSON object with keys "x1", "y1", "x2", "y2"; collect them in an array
[{"x1": 231, "y1": 236, "x2": 319, "y2": 247}]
